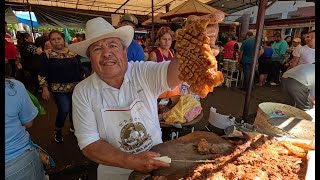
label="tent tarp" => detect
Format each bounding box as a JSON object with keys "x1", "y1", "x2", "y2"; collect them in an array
[
  {"x1": 5, "y1": 7, "x2": 19, "y2": 24},
  {"x1": 161, "y1": 0, "x2": 227, "y2": 20},
  {"x1": 15, "y1": 11, "x2": 39, "y2": 27}
]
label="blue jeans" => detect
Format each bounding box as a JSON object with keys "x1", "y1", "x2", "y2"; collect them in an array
[
  {"x1": 5, "y1": 147, "x2": 46, "y2": 180},
  {"x1": 242, "y1": 63, "x2": 252, "y2": 90},
  {"x1": 52, "y1": 92, "x2": 73, "y2": 129}
]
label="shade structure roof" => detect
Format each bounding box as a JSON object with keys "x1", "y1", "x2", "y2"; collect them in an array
[
  {"x1": 142, "y1": 13, "x2": 168, "y2": 26},
  {"x1": 15, "y1": 11, "x2": 39, "y2": 27},
  {"x1": 160, "y1": 0, "x2": 227, "y2": 20},
  {"x1": 5, "y1": 0, "x2": 214, "y2": 16}
]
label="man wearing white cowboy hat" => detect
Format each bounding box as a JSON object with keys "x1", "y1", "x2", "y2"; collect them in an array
[{"x1": 69, "y1": 16, "x2": 220, "y2": 179}]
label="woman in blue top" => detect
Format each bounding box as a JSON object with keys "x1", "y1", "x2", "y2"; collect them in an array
[
  {"x1": 258, "y1": 41, "x2": 273, "y2": 86},
  {"x1": 5, "y1": 76, "x2": 46, "y2": 180}
]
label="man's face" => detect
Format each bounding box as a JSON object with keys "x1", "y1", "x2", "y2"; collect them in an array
[
  {"x1": 89, "y1": 37, "x2": 128, "y2": 81},
  {"x1": 274, "y1": 36, "x2": 281, "y2": 42},
  {"x1": 292, "y1": 41, "x2": 300, "y2": 47},
  {"x1": 305, "y1": 32, "x2": 315, "y2": 46},
  {"x1": 43, "y1": 30, "x2": 49, "y2": 37}
]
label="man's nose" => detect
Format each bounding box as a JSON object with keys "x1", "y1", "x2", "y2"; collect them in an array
[{"x1": 102, "y1": 47, "x2": 112, "y2": 57}]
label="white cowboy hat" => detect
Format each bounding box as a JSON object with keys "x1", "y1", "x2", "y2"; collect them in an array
[{"x1": 68, "y1": 17, "x2": 134, "y2": 58}]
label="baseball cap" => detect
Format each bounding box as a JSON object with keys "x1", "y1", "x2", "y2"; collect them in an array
[{"x1": 120, "y1": 14, "x2": 138, "y2": 26}]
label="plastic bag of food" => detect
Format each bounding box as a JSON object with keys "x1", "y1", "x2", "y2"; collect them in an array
[{"x1": 163, "y1": 94, "x2": 201, "y2": 124}]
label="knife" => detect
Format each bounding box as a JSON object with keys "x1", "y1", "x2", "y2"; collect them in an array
[
  {"x1": 171, "y1": 159, "x2": 216, "y2": 163},
  {"x1": 154, "y1": 156, "x2": 216, "y2": 163}
]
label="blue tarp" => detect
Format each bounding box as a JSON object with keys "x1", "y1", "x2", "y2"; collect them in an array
[{"x1": 15, "y1": 11, "x2": 39, "y2": 27}]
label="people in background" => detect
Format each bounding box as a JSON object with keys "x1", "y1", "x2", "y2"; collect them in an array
[
  {"x1": 223, "y1": 36, "x2": 240, "y2": 61},
  {"x1": 38, "y1": 30, "x2": 84, "y2": 143},
  {"x1": 284, "y1": 36, "x2": 292, "y2": 47},
  {"x1": 119, "y1": 14, "x2": 144, "y2": 62},
  {"x1": 270, "y1": 32, "x2": 288, "y2": 86},
  {"x1": 5, "y1": 74, "x2": 46, "y2": 180},
  {"x1": 71, "y1": 34, "x2": 92, "y2": 77},
  {"x1": 257, "y1": 41, "x2": 273, "y2": 86},
  {"x1": 71, "y1": 33, "x2": 85, "y2": 44},
  {"x1": 148, "y1": 26, "x2": 180, "y2": 105},
  {"x1": 288, "y1": 30, "x2": 315, "y2": 69},
  {"x1": 239, "y1": 31, "x2": 255, "y2": 90},
  {"x1": 148, "y1": 26, "x2": 175, "y2": 63},
  {"x1": 5, "y1": 21, "x2": 17, "y2": 78},
  {"x1": 142, "y1": 45, "x2": 149, "y2": 61},
  {"x1": 18, "y1": 33, "x2": 43, "y2": 93},
  {"x1": 282, "y1": 37, "x2": 302, "y2": 72},
  {"x1": 281, "y1": 64, "x2": 315, "y2": 110},
  {"x1": 35, "y1": 29, "x2": 50, "y2": 51}
]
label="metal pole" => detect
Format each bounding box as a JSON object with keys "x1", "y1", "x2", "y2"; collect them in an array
[
  {"x1": 26, "y1": 0, "x2": 35, "y2": 41},
  {"x1": 242, "y1": 0, "x2": 268, "y2": 122},
  {"x1": 151, "y1": 0, "x2": 155, "y2": 46}
]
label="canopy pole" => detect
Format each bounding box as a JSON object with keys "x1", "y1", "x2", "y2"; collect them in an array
[
  {"x1": 151, "y1": 0, "x2": 155, "y2": 46},
  {"x1": 26, "y1": 0, "x2": 35, "y2": 41},
  {"x1": 242, "y1": 0, "x2": 268, "y2": 122}
]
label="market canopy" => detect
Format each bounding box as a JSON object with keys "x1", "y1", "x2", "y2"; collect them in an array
[
  {"x1": 142, "y1": 13, "x2": 168, "y2": 26},
  {"x1": 5, "y1": 7, "x2": 19, "y2": 24},
  {"x1": 160, "y1": 0, "x2": 227, "y2": 20},
  {"x1": 15, "y1": 11, "x2": 39, "y2": 27}
]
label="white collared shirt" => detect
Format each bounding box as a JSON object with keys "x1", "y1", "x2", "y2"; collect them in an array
[{"x1": 72, "y1": 61, "x2": 171, "y2": 150}]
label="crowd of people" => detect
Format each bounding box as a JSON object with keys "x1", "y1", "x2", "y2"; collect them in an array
[{"x1": 5, "y1": 13, "x2": 315, "y2": 179}]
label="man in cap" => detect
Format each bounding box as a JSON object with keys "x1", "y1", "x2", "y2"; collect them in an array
[
  {"x1": 282, "y1": 37, "x2": 301, "y2": 71},
  {"x1": 119, "y1": 14, "x2": 145, "y2": 62},
  {"x1": 288, "y1": 30, "x2": 315, "y2": 69},
  {"x1": 69, "y1": 16, "x2": 220, "y2": 179}
]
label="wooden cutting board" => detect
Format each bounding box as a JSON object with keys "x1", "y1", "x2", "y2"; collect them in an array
[{"x1": 150, "y1": 131, "x2": 234, "y2": 179}]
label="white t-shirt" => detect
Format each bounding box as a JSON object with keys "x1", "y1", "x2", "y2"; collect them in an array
[
  {"x1": 72, "y1": 61, "x2": 171, "y2": 150},
  {"x1": 293, "y1": 45, "x2": 315, "y2": 65},
  {"x1": 291, "y1": 44, "x2": 302, "y2": 57}
]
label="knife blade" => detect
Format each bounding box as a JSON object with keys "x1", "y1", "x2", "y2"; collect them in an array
[{"x1": 171, "y1": 159, "x2": 216, "y2": 163}]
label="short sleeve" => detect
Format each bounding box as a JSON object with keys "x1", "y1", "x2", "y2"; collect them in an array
[
  {"x1": 240, "y1": 41, "x2": 245, "y2": 51},
  {"x1": 292, "y1": 47, "x2": 301, "y2": 57},
  {"x1": 72, "y1": 85, "x2": 100, "y2": 150},
  {"x1": 136, "y1": 61, "x2": 171, "y2": 97},
  {"x1": 16, "y1": 81, "x2": 38, "y2": 123},
  {"x1": 279, "y1": 42, "x2": 288, "y2": 55}
]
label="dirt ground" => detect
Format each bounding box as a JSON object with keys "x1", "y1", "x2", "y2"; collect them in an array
[{"x1": 27, "y1": 83, "x2": 290, "y2": 180}]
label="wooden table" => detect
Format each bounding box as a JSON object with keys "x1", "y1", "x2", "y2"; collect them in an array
[{"x1": 129, "y1": 131, "x2": 234, "y2": 179}]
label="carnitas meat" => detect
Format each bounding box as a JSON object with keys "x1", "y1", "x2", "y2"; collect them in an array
[
  {"x1": 175, "y1": 13, "x2": 225, "y2": 98},
  {"x1": 197, "y1": 138, "x2": 210, "y2": 155},
  {"x1": 186, "y1": 136, "x2": 307, "y2": 180}
]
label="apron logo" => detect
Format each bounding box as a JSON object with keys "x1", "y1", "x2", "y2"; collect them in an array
[{"x1": 119, "y1": 122, "x2": 152, "y2": 153}]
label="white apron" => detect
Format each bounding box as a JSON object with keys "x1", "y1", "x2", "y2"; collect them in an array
[{"x1": 97, "y1": 82, "x2": 162, "y2": 180}]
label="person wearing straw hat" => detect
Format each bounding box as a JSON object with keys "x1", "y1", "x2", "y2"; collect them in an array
[
  {"x1": 119, "y1": 14, "x2": 145, "y2": 62},
  {"x1": 69, "y1": 16, "x2": 220, "y2": 179}
]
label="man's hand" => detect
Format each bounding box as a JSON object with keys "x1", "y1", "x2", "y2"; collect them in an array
[{"x1": 129, "y1": 151, "x2": 170, "y2": 173}]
